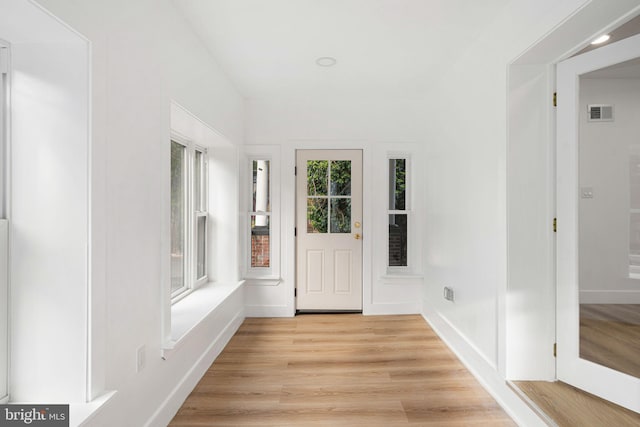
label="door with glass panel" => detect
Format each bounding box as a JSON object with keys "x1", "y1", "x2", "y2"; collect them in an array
[
  {"x1": 556, "y1": 33, "x2": 640, "y2": 413},
  {"x1": 296, "y1": 150, "x2": 362, "y2": 311}
]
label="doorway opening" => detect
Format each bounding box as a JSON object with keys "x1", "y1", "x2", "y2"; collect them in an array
[{"x1": 295, "y1": 149, "x2": 363, "y2": 312}]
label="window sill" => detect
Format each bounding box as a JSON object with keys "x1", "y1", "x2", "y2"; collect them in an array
[
  {"x1": 244, "y1": 276, "x2": 281, "y2": 286},
  {"x1": 71, "y1": 390, "x2": 117, "y2": 427},
  {"x1": 162, "y1": 280, "x2": 244, "y2": 355}
]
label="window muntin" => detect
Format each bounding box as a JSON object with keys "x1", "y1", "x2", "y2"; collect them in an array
[
  {"x1": 306, "y1": 160, "x2": 352, "y2": 234},
  {"x1": 250, "y1": 160, "x2": 271, "y2": 268},
  {"x1": 388, "y1": 158, "x2": 408, "y2": 267},
  {"x1": 170, "y1": 138, "x2": 208, "y2": 300}
]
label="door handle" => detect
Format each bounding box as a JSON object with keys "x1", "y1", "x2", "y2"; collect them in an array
[{"x1": 354, "y1": 233, "x2": 361, "y2": 240}]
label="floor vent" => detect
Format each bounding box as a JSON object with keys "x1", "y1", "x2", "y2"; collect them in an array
[{"x1": 588, "y1": 104, "x2": 613, "y2": 122}]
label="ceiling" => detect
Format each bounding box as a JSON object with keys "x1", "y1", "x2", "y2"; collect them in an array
[
  {"x1": 172, "y1": 0, "x2": 509, "y2": 100},
  {"x1": 583, "y1": 57, "x2": 640, "y2": 79}
]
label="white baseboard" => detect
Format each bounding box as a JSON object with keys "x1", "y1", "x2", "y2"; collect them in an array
[
  {"x1": 244, "y1": 305, "x2": 293, "y2": 317},
  {"x1": 364, "y1": 302, "x2": 421, "y2": 315},
  {"x1": 580, "y1": 290, "x2": 640, "y2": 304},
  {"x1": 145, "y1": 310, "x2": 245, "y2": 427},
  {"x1": 421, "y1": 305, "x2": 547, "y2": 427}
]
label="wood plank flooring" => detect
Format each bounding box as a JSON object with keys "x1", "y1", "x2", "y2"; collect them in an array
[
  {"x1": 514, "y1": 381, "x2": 640, "y2": 427},
  {"x1": 170, "y1": 314, "x2": 516, "y2": 426},
  {"x1": 580, "y1": 304, "x2": 640, "y2": 378}
]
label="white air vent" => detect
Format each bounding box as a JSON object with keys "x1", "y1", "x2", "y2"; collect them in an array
[{"x1": 588, "y1": 104, "x2": 614, "y2": 122}]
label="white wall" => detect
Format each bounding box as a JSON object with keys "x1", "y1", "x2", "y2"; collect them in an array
[
  {"x1": 426, "y1": 0, "x2": 640, "y2": 408},
  {"x1": 0, "y1": 0, "x2": 90, "y2": 403},
  {"x1": 244, "y1": 98, "x2": 426, "y2": 316},
  {"x1": 579, "y1": 77, "x2": 640, "y2": 303},
  {"x1": 4, "y1": 0, "x2": 246, "y2": 424}
]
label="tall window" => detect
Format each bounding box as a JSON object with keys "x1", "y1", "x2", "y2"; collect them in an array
[
  {"x1": 388, "y1": 158, "x2": 408, "y2": 267},
  {"x1": 250, "y1": 160, "x2": 270, "y2": 269},
  {"x1": 171, "y1": 137, "x2": 208, "y2": 299}
]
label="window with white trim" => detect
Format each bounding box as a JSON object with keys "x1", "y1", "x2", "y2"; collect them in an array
[
  {"x1": 249, "y1": 159, "x2": 271, "y2": 270},
  {"x1": 388, "y1": 158, "x2": 409, "y2": 268},
  {"x1": 170, "y1": 136, "x2": 208, "y2": 301}
]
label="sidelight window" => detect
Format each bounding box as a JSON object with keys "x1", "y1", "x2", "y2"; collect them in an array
[{"x1": 388, "y1": 158, "x2": 409, "y2": 267}]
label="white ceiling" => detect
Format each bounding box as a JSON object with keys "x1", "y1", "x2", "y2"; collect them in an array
[
  {"x1": 173, "y1": 0, "x2": 509, "y2": 100},
  {"x1": 583, "y1": 57, "x2": 640, "y2": 79}
]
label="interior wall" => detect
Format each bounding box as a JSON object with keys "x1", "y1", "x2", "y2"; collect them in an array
[
  {"x1": 245, "y1": 98, "x2": 426, "y2": 316},
  {"x1": 0, "y1": 0, "x2": 90, "y2": 403},
  {"x1": 422, "y1": 0, "x2": 594, "y2": 373},
  {"x1": 506, "y1": 63, "x2": 556, "y2": 380},
  {"x1": 18, "y1": 0, "x2": 245, "y2": 425},
  {"x1": 579, "y1": 77, "x2": 640, "y2": 303}
]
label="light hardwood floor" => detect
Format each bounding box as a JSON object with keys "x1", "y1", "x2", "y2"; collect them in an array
[
  {"x1": 580, "y1": 304, "x2": 640, "y2": 379},
  {"x1": 514, "y1": 380, "x2": 640, "y2": 427},
  {"x1": 170, "y1": 314, "x2": 516, "y2": 426}
]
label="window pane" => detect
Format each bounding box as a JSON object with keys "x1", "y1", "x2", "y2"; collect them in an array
[
  {"x1": 330, "y1": 198, "x2": 351, "y2": 233},
  {"x1": 196, "y1": 216, "x2": 207, "y2": 279},
  {"x1": 251, "y1": 215, "x2": 270, "y2": 268},
  {"x1": 252, "y1": 160, "x2": 270, "y2": 212},
  {"x1": 170, "y1": 141, "x2": 186, "y2": 293},
  {"x1": 307, "y1": 160, "x2": 328, "y2": 196},
  {"x1": 195, "y1": 150, "x2": 203, "y2": 211},
  {"x1": 330, "y1": 160, "x2": 351, "y2": 196},
  {"x1": 307, "y1": 198, "x2": 328, "y2": 233},
  {"x1": 389, "y1": 159, "x2": 406, "y2": 210},
  {"x1": 389, "y1": 214, "x2": 408, "y2": 266}
]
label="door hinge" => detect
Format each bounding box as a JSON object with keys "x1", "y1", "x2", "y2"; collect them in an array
[
  {"x1": 294, "y1": 227, "x2": 297, "y2": 237},
  {"x1": 294, "y1": 166, "x2": 297, "y2": 176},
  {"x1": 294, "y1": 288, "x2": 297, "y2": 297},
  {"x1": 553, "y1": 343, "x2": 557, "y2": 357},
  {"x1": 553, "y1": 218, "x2": 557, "y2": 233},
  {"x1": 553, "y1": 92, "x2": 557, "y2": 107}
]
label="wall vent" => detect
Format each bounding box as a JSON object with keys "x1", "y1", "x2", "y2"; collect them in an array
[{"x1": 588, "y1": 104, "x2": 613, "y2": 122}]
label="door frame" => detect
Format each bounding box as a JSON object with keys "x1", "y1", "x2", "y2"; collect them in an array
[
  {"x1": 505, "y1": 0, "x2": 640, "y2": 385},
  {"x1": 294, "y1": 149, "x2": 364, "y2": 311},
  {"x1": 282, "y1": 143, "x2": 373, "y2": 316},
  {"x1": 556, "y1": 32, "x2": 640, "y2": 413}
]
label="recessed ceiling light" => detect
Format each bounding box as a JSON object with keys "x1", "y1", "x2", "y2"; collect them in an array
[
  {"x1": 316, "y1": 57, "x2": 337, "y2": 67},
  {"x1": 591, "y1": 34, "x2": 611, "y2": 45}
]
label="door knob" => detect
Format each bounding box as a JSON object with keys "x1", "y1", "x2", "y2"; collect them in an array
[{"x1": 354, "y1": 233, "x2": 361, "y2": 240}]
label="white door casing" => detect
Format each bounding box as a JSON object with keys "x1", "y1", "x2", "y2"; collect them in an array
[
  {"x1": 296, "y1": 150, "x2": 363, "y2": 311},
  {"x1": 557, "y1": 33, "x2": 640, "y2": 413}
]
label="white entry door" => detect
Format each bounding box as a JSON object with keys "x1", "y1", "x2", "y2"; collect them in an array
[
  {"x1": 557, "y1": 33, "x2": 640, "y2": 413},
  {"x1": 296, "y1": 150, "x2": 363, "y2": 311}
]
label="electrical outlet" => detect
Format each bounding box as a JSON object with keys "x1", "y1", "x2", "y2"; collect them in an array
[
  {"x1": 444, "y1": 286, "x2": 455, "y2": 302},
  {"x1": 136, "y1": 345, "x2": 146, "y2": 373}
]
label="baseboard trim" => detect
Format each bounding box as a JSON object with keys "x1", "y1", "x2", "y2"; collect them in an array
[
  {"x1": 244, "y1": 305, "x2": 293, "y2": 317},
  {"x1": 579, "y1": 290, "x2": 640, "y2": 304},
  {"x1": 364, "y1": 302, "x2": 421, "y2": 315},
  {"x1": 421, "y1": 306, "x2": 547, "y2": 427},
  {"x1": 145, "y1": 310, "x2": 245, "y2": 427}
]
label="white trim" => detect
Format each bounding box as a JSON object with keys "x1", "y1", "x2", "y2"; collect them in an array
[
  {"x1": 422, "y1": 307, "x2": 547, "y2": 427},
  {"x1": 244, "y1": 305, "x2": 292, "y2": 317},
  {"x1": 242, "y1": 146, "x2": 281, "y2": 280},
  {"x1": 579, "y1": 290, "x2": 640, "y2": 304},
  {"x1": 162, "y1": 281, "x2": 244, "y2": 355},
  {"x1": 150, "y1": 310, "x2": 244, "y2": 427},
  {"x1": 557, "y1": 31, "x2": 640, "y2": 413}
]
